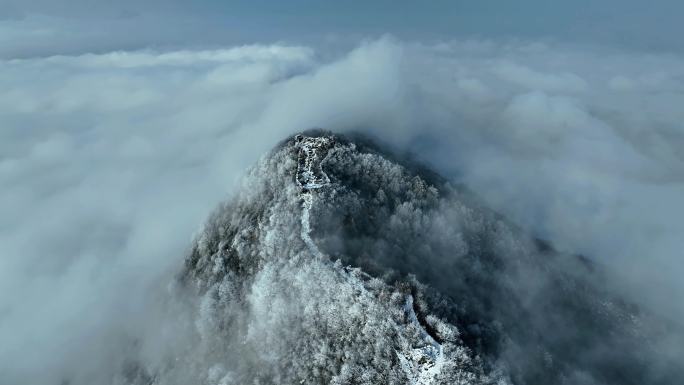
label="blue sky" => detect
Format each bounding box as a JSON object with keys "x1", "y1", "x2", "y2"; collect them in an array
[{"x1": 2, "y1": 0, "x2": 683, "y2": 57}]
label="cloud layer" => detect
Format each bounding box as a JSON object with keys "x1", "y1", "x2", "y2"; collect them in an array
[
  {"x1": 1, "y1": 38, "x2": 683, "y2": 383},
  {"x1": 4, "y1": 0, "x2": 684, "y2": 58}
]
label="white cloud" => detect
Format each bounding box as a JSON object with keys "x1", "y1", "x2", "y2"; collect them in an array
[
  {"x1": 1, "y1": 37, "x2": 683, "y2": 383},
  {"x1": 388, "y1": 40, "x2": 684, "y2": 320}
]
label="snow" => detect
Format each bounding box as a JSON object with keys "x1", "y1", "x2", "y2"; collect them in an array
[
  {"x1": 295, "y1": 135, "x2": 333, "y2": 260},
  {"x1": 398, "y1": 295, "x2": 445, "y2": 385},
  {"x1": 295, "y1": 134, "x2": 445, "y2": 384}
]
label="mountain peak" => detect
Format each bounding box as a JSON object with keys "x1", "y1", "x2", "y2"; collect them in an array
[{"x1": 163, "y1": 132, "x2": 681, "y2": 385}]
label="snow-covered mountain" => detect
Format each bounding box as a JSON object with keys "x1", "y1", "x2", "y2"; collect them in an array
[{"x1": 120, "y1": 131, "x2": 682, "y2": 385}]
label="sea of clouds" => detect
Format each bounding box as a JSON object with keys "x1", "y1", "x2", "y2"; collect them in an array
[{"x1": 1, "y1": 37, "x2": 683, "y2": 383}]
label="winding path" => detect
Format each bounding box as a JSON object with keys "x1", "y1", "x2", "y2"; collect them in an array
[
  {"x1": 295, "y1": 135, "x2": 332, "y2": 259},
  {"x1": 294, "y1": 134, "x2": 444, "y2": 384}
]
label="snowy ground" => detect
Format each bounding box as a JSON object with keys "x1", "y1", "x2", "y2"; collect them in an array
[{"x1": 294, "y1": 134, "x2": 445, "y2": 384}]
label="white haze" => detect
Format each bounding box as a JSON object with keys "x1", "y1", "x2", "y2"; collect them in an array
[{"x1": 0, "y1": 38, "x2": 683, "y2": 383}]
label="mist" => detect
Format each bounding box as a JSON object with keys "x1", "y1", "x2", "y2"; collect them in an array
[
  {"x1": 4, "y1": 0, "x2": 684, "y2": 58},
  {"x1": 1, "y1": 4, "x2": 683, "y2": 383}
]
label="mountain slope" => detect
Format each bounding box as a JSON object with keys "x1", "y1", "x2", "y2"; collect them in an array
[{"x1": 135, "y1": 131, "x2": 680, "y2": 385}]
